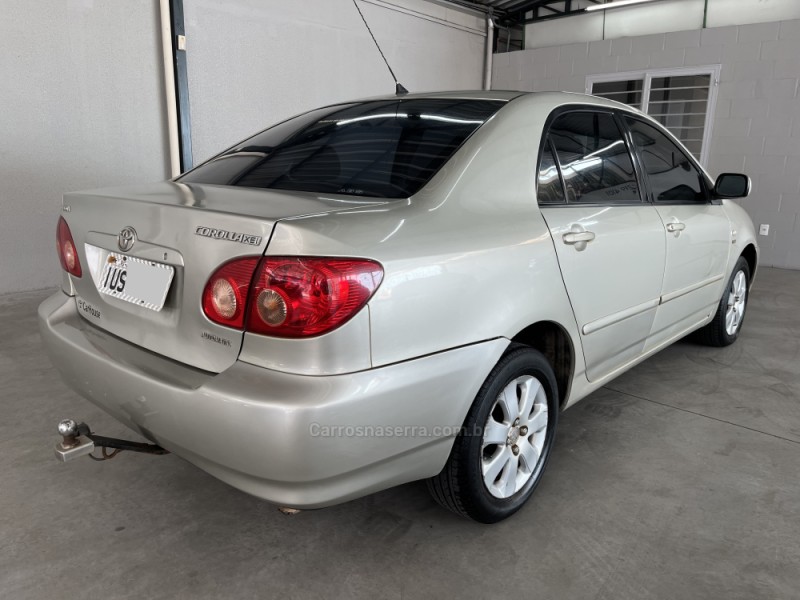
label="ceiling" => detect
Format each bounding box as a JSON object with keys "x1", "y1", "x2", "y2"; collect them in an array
[{"x1": 449, "y1": 0, "x2": 605, "y2": 26}]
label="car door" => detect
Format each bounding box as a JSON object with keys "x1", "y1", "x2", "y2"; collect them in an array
[
  {"x1": 538, "y1": 109, "x2": 667, "y2": 382},
  {"x1": 622, "y1": 116, "x2": 732, "y2": 347}
]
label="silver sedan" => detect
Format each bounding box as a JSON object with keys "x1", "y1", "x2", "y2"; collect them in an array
[{"x1": 40, "y1": 91, "x2": 757, "y2": 522}]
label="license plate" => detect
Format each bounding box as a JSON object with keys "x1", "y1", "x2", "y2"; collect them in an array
[{"x1": 97, "y1": 252, "x2": 175, "y2": 311}]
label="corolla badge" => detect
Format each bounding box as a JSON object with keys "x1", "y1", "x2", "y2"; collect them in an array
[
  {"x1": 195, "y1": 226, "x2": 262, "y2": 246},
  {"x1": 118, "y1": 226, "x2": 137, "y2": 252}
]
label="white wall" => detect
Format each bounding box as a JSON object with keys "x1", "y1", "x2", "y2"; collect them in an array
[
  {"x1": 525, "y1": 0, "x2": 800, "y2": 48},
  {"x1": 493, "y1": 19, "x2": 800, "y2": 270},
  {"x1": 0, "y1": 0, "x2": 485, "y2": 294},
  {"x1": 0, "y1": 0, "x2": 170, "y2": 294},
  {"x1": 185, "y1": 0, "x2": 487, "y2": 163}
]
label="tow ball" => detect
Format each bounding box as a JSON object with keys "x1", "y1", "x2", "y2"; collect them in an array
[{"x1": 54, "y1": 419, "x2": 169, "y2": 462}]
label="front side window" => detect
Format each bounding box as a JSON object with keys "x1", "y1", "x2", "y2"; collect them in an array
[
  {"x1": 548, "y1": 111, "x2": 640, "y2": 204},
  {"x1": 624, "y1": 117, "x2": 707, "y2": 203},
  {"x1": 179, "y1": 99, "x2": 505, "y2": 199}
]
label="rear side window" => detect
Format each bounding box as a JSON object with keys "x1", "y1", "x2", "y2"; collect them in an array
[
  {"x1": 537, "y1": 139, "x2": 566, "y2": 204},
  {"x1": 180, "y1": 99, "x2": 505, "y2": 199},
  {"x1": 624, "y1": 117, "x2": 707, "y2": 202},
  {"x1": 548, "y1": 111, "x2": 640, "y2": 204}
]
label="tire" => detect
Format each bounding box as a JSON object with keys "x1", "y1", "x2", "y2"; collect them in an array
[
  {"x1": 695, "y1": 256, "x2": 750, "y2": 347},
  {"x1": 427, "y1": 345, "x2": 559, "y2": 523}
]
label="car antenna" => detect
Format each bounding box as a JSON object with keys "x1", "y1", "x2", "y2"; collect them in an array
[{"x1": 350, "y1": 0, "x2": 409, "y2": 96}]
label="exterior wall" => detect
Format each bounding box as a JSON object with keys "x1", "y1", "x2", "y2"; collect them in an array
[
  {"x1": 493, "y1": 19, "x2": 800, "y2": 270},
  {"x1": 185, "y1": 0, "x2": 487, "y2": 164},
  {"x1": 0, "y1": 0, "x2": 485, "y2": 294},
  {"x1": 524, "y1": 0, "x2": 800, "y2": 49},
  {"x1": 0, "y1": 0, "x2": 170, "y2": 294}
]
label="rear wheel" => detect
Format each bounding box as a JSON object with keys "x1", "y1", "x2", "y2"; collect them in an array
[
  {"x1": 427, "y1": 346, "x2": 559, "y2": 523},
  {"x1": 696, "y1": 256, "x2": 750, "y2": 347}
]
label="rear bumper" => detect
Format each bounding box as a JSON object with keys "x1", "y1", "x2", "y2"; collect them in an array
[{"x1": 38, "y1": 292, "x2": 507, "y2": 508}]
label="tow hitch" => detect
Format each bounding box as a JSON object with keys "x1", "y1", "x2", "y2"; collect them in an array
[{"x1": 54, "y1": 419, "x2": 169, "y2": 462}]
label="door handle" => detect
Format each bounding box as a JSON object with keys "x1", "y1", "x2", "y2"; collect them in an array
[
  {"x1": 666, "y1": 222, "x2": 686, "y2": 233},
  {"x1": 563, "y1": 231, "x2": 596, "y2": 245}
]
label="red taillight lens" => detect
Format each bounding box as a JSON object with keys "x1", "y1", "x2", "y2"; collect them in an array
[
  {"x1": 201, "y1": 256, "x2": 383, "y2": 337},
  {"x1": 56, "y1": 217, "x2": 82, "y2": 277},
  {"x1": 247, "y1": 257, "x2": 383, "y2": 338},
  {"x1": 201, "y1": 258, "x2": 260, "y2": 328}
]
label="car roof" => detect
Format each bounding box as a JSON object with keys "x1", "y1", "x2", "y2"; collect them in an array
[
  {"x1": 376, "y1": 90, "x2": 525, "y2": 101},
  {"x1": 354, "y1": 90, "x2": 640, "y2": 114}
]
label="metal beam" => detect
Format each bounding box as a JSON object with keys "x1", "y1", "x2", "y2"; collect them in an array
[
  {"x1": 506, "y1": 0, "x2": 568, "y2": 23},
  {"x1": 539, "y1": 5, "x2": 563, "y2": 14},
  {"x1": 519, "y1": 0, "x2": 594, "y2": 23},
  {"x1": 436, "y1": 0, "x2": 606, "y2": 26},
  {"x1": 170, "y1": 0, "x2": 193, "y2": 172}
]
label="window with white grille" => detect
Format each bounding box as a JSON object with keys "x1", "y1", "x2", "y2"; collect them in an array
[{"x1": 587, "y1": 66, "x2": 720, "y2": 166}]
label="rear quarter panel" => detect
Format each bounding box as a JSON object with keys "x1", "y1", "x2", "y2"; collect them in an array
[{"x1": 265, "y1": 95, "x2": 587, "y2": 381}]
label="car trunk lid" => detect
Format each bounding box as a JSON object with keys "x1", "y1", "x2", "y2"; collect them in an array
[{"x1": 63, "y1": 181, "x2": 386, "y2": 372}]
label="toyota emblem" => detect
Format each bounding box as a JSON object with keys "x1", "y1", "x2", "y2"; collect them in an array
[{"x1": 118, "y1": 226, "x2": 137, "y2": 252}]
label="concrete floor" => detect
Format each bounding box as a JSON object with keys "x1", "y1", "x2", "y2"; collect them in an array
[{"x1": 1, "y1": 267, "x2": 798, "y2": 599}]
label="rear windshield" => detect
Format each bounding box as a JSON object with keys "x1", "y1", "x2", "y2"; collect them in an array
[{"x1": 179, "y1": 98, "x2": 505, "y2": 198}]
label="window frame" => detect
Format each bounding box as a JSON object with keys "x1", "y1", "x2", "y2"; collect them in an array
[
  {"x1": 535, "y1": 105, "x2": 647, "y2": 208},
  {"x1": 586, "y1": 65, "x2": 721, "y2": 167}
]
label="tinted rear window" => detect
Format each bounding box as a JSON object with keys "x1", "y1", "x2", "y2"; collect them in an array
[
  {"x1": 549, "y1": 111, "x2": 640, "y2": 204},
  {"x1": 180, "y1": 99, "x2": 505, "y2": 198}
]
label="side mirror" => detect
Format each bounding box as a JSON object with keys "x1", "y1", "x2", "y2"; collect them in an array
[{"x1": 714, "y1": 173, "x2": 751, "y2": 198}]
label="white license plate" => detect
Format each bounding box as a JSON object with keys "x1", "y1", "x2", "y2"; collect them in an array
[{"x1": 97, "y1": 252, "x2": 175, "y2": 311}]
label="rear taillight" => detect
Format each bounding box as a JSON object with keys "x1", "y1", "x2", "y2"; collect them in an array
[
  {"x1": 56, "y1": 217, "x2": 82, "y2": 277},
  {"x1": 202, "y1": 258, "x2": 260, "y2": 329},
  {"x1": 247, "y1": 257, "x2": 384, "y2": 338},
  {"x1": 201, "y1": 256, "x2": 383, "y2": 338}
]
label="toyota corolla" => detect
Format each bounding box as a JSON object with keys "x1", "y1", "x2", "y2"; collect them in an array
[{"x1": 40, "y1": 91, "x2": 757, "y2": 523}]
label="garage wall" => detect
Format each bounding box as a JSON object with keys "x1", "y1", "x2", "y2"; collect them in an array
[
  {"x1": 493, "y1": 19, "x2": 800, "y2": 270},
  {"x1": 523, "y1": 0, "x2": 800, "y2": 49},
  {"x1": 184, "y1": 0, "x2": 487, "y2": 163},
  {"x1": 0, "y1": 0, "x2": 486, "y2": 295},
  {"x1": 0, "y1": 0, "x2": 170, "y2": 295}
]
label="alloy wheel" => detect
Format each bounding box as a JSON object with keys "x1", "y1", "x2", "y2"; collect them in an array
[
  {"x1": 481, "y1": 375, "x2": 549, "y2": 499},
  {"x1": 725, "y1": 270, "x2": 747, "y2": 336}
]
